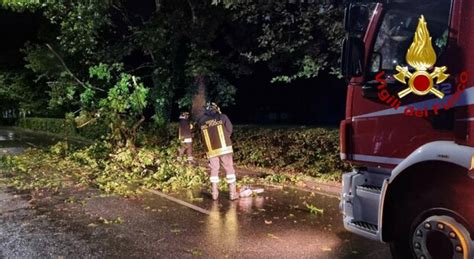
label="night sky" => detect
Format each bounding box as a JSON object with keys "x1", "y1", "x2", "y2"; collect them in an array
[
  {"x1": 228, "y1": 67, "x2": 347, "y2": 125},
  {"x1": 0, "y1": 4, "x2": 346, "y2": 126}
]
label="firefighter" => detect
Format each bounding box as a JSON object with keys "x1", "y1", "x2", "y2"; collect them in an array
[
  {"x1": 178, "y1": 112, "x2": 194, "y2": 163},
  {"x1": 198, "y1": 102, "x2": 238, "y2": 200}
]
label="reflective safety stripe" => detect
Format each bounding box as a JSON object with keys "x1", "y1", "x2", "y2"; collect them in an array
[
  {"x1": 217, "y1": 125, "x2": 226, "y2": 146},
  {"x1": 203, "y1": 129, "x2": 212, "y2": 151},
  {"x1": 202, "y1": 124, "x2": 233, "y2": 158},
  {"x1": 226, "y1": 174, "x2": 236, "y2": 183},
  {"x1": 210, "y1": 176, "x2": 220, "y2": 183},
  {"x1": 182, "y1": 138, "x2": 192, "y2": 143},
  {"x1": 353, "y1": 86, "x2": 474, "y2": 120},
  {"x1": 207, "y1": 146, "x2": 233, "y2": 158}
]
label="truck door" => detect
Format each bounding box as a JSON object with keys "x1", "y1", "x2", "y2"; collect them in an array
[{"x1": 346, "y1": 0, "x2": 455, "y2": 168}]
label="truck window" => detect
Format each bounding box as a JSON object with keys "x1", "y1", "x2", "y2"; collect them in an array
[{"x1": 369, "y1": 1, "x2": 452, "y2": 73}]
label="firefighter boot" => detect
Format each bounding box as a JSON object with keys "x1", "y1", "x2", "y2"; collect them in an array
[
  {"x1": 229, "y1": 182, "x2": 239, "y2": 201},
  {"x1": 211, "y1": 183, "x2": 219, "y2": 200}
]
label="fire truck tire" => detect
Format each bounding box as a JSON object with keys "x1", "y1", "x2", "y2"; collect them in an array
[
  {"x1": 390, "y1": 208, "x2": 473, "y2": 259},
  {"x1": 390, "y1": 202, "x2": 474, "y2": 259},
  {"x1": 411, "y1": 215, "x2": 473, "y2": 259},
  {"x1": 387, "y1": 164, "x2": 473, "y2": 259}
]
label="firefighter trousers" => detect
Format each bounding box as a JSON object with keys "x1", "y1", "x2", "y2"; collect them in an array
[
  {"x1": 209, "y1": 154, "x2": 236, "y2": 184},
  {"x1": 178, "y1": 142, "x2": 193, "y2": 161}
]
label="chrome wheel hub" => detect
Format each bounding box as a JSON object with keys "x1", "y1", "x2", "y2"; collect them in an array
[{"x1": 412, "y1": 215, "x2": 473, "y2": 259}]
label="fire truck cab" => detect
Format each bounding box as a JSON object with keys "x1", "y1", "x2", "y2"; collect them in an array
[{"x1": 339, "y1": 0, "x2": 474, "y2": 258}]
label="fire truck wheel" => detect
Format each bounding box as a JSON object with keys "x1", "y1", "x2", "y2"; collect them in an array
[
  {"x1": 390, "y1": 209, "x2": 473, "y2": 259},
  {"x1": 387, "y1": 163, "x2": 474, "y2": 259},
  {"x1": 410, "y1": 215, "x2": 473, "y2": 259}
]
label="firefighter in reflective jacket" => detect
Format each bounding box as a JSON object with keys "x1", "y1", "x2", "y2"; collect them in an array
[
  {"x1": 198, "y1": 102, "x2": 238, "y2": 200},
  {"x1": 178, "y1": 112, "x2": 194, "y2": 163}
]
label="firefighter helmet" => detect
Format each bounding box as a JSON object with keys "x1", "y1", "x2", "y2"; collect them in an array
[
  {"x1": 179, "y1": 112, "x2": 190, "y2": 119},
  {"x1": 205, "y1": 102, "x2": 221, "y2": 114}
]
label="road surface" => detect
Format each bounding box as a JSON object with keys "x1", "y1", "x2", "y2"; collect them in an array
[{"x1": 0, "y1": 127, "x2": 391, "y2": 258}]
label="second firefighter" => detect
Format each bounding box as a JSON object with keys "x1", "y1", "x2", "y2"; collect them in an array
[{"x1": 178, "y1": 112, "x2": 194, "y2": 163}]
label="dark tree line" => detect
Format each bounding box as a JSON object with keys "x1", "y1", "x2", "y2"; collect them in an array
[{"x1": 0, "y1": 0, "x2": 344, "y2": 145}]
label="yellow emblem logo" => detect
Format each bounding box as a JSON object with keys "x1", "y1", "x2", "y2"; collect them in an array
[{"x1": 394, "y1": 15, "x2": 449, "y2": 99}]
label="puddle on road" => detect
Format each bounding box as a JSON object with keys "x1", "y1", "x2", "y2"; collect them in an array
[
  {"x1": 0, "y1": 127, "x2": 88, "y2": 152},
  {"x1": 167, "y1": 185, "x2": 339, "y2": 218},
  {"x1": 0, "y1": 131, "x2": 14, "y2": 141},
  {"x1": 141, "y1": 186, "x2": 390, "y2": 258}
]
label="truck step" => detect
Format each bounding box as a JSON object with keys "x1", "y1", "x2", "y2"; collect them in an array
[
  {"x1": 356, "y1": 184, "x2": 382, "y2": 194},
  {"x1": 349, "y1": 220, "x2": 378, "y2": 234}
]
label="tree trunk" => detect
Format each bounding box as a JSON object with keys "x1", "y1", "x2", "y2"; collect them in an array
[{"x1": 191, "y1": 75, "x2": 206, "y2": 120}]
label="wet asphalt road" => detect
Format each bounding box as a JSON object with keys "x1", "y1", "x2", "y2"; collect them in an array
[{"x1": 0, "y1": 127, "x2": 391, "y2": 258}]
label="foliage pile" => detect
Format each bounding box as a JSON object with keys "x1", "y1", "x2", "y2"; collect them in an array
[
  {"x1": 141, "y1": 124, "x2": 349, "y2": 181},
  {"x1": 15, "y1": 119, "x2": 349, "y2": 180},
  {"x1": 0, "y1": 141, "x2": 208, "y2": 196},
  {"x1": 231, "y1": 126, "x2": 349, "y2": 181},
  {"x1": 77, "y1": 63, "x2": 150, "y2": 148}
]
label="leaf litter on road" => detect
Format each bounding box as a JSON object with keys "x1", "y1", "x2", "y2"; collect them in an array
[{"x1": 267, "y1": 233, "x2": 280, "y2": 239}]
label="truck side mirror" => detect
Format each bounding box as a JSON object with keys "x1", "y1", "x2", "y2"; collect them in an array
[{"x1": 341, "y1": 36, "x2": 365, "y2": 79}]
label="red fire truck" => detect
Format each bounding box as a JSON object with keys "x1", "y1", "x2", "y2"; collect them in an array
[{"x1": 339, "y1": 0, "x2": 474, "y2": 258}]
